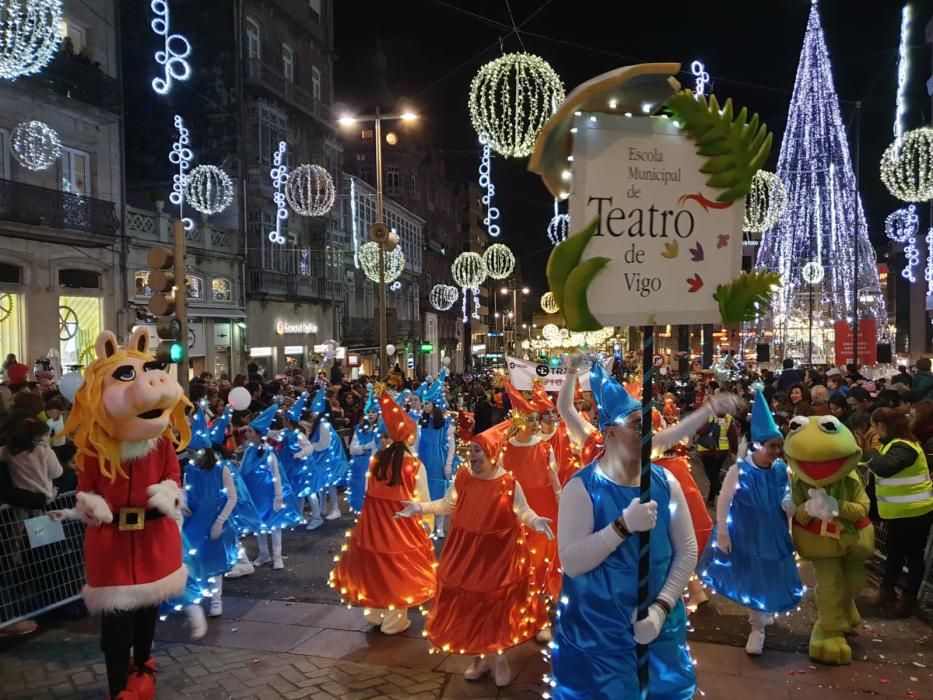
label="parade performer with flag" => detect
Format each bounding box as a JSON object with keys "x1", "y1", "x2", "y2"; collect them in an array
[{"x1": 330, "y1": 386, "x2": 436, "y2": 635}]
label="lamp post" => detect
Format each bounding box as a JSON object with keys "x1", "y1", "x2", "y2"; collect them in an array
[
  {"x1": 500, "y1": 286, "x2": 530, "y2": 353},
  {"x1": 339, "y1": 108, "x2": 418, "y2": 377}
]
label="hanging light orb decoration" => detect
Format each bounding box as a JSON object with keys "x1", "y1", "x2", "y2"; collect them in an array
[
  {"x1": 548, "y1": 211, "x2": 570, "y2": 246},
  {"x1": 880, "y1": 127, "x2": 933, "y2": 202},
  {"x1": 11, "y1": 119, "x2": 60, "y2": 171},
  {"x1": 884, "y1": 204, "x2": 919, "y2": 244},
  {"x1": 482, "y1": 243, "x2": 515, "y2": 280},
  {"x1": 742, "y1": 171, "x2": 788, "y2": 233},
  {"x1": 541, "y1": 323, "x2": 561, "y2": 343},
  {"x1": 286, "y1": 164, "x2": 336, "y2": 216},
  {"x1": 359, "y1": 241, "x2": 405, "y2": 284},
  {"x1": 0, "y1": 0, "x2": 62, "y2": 81},
  {"x1": 430, "y1": 284, "x2": 459, "y2": 311},
  {"x1": 451, "y1": 252, "x2": 488, "y2": 288},
  {"x1": 801, "y1": 261, "x2": 825, "y2": 284},
  {"x1": 540, "y1": 292, "x2": 559, "y2": 314},
  {"x1": 186, "y1": 165, "x2": 233, "y2": 215},
  {"x1": 468, "y1": 52, "x2": 565, "y2": 159}
]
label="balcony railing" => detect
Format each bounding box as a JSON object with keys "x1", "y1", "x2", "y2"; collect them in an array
[
  {"x1": 246, "y1": 58, "x2": 333, "y2": 125},
  {"x1": 124, "y1": 206, "x2": 240, "y2": 255},
  {"x1": 23, "y1": 51, "x2": 121, "y2": 114},
  {"x1": 248, "y1": 268, "x2": 343, "y2": 302},
  {"x1": 0, "y1": 178, "x2": 117, "y2": 237}
]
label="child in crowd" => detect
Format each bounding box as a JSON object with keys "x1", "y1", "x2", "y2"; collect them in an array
[{"x1": 0, "y1": 409, "x2": 63, "y2": 503}]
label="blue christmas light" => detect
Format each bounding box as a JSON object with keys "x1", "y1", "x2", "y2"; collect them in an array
[
  {"x1": 269, "y1": 141, "x2": 289, "y2": 244},
  {"x1": 691, "y1": 60, "x2": 709, "y2": 97},
  {"x1": 150, "y1": 1, "x2": 191, "y2": 95},
  {"x1": 478, "y1": 133, "x2": 500, "y2": 237},
  {"x1": 169, "y1": 115, "x2": 194, "y2": 232}
]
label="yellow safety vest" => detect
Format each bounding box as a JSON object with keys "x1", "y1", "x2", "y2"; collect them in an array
[
  {"x1": 875, "y1": 439, "x2": 933, "y2": 520},
  {"x1": 697, "y1": 414, "x2": 732, "y2": 452}
]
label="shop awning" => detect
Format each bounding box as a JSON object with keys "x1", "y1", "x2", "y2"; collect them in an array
[{"x1": 188, "y1": 307, "x2": 247, "y2": 319}]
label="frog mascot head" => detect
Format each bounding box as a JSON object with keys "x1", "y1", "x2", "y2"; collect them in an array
[{"x1": 784, "y1": 414, "x2": 874, "y2": 666}]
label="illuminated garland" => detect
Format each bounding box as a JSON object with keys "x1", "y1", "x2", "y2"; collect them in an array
[
  {"x1": 691, "y1": 60, "x2": 709, "y2": 96},
  {"x1": 547, "y1": 198, "x2": 570, "y2": 246},
  {"x1": 743, "y1": 171, "x2": 788, "y2": 233},
  {"x1": 452, "y1": 252, "x2": 487, "y2": 323},
  {"x1": 169, "y1": 115, "x2": 194, "y2": 232},
  {"x1": 186, "y1": 164, "x2": 233, "y2": 215},
  {"x1": 269, "y1": 141, "x2": 288, "y2": 244},
  {"x1": 926, "y1": 228, "x2": 933, "y2": 298},
  {"x1": 0, "y1": 0, "x2": 62, "y2": 80},
  {"x1": 483, "y1": 243, "x2": 515, "y2": 280},
  {"x1": 359, "y1": 241, "x2": 405, "y2": 284},
  {"x1": 468, "y1": 52, "x2": 565, "y2": 158},
  {"x1": 150, "y1": 0, "x2": 191, "y2": 95},
  {"x1": 903, "y1": 237, "x2": 920, "y2": 283},
  {"x1": 11, "y1": 119, "x2": 60, "y2": 171},
  {"x1": 286, "y1": 164, "x2": 336, "y2": 216},
  {"x1": 893, "y1": 4, "x2": 911, "y2": 147},
  {"x1": 478, "y1": 133, "x2": 500, "y2": 237},
  {"x1": 541, "y1": 323, "x2": 560, "y2": 342},
  {"x1": 884, "y1": 204, "x2": 918, "y2": 243},
  {"x1": 430, "y1": 284, "x2": 458, "y2": 311},
  {"x1": 880, "y1": 127, "x2": 933, "y2": 203},
  {"x1": 540, "y1": 292, "x2": 559, "y2": 314},
  {"x1": 800, "y1": 261, "x2": 824, "y2": 284}
]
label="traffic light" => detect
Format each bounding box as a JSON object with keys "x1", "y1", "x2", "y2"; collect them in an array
[{"x1": 147, "y1": 246, "x2": 185, "y2": 365}]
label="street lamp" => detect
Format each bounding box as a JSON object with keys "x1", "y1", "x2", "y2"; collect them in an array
[{"x1": 339, "y1": 106, "x2": 419, "y2": 377}]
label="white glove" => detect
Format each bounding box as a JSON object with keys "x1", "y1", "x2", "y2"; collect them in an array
[
  {"x1": 781, "y1": 498, "x2": 797, "y2": 518},
  {"x1": 622, "y1": 497, "x2": 658, "y2": 533},
  {"x1": 530, "y1": 517, "x2": 555, "y2": 540},
  {"x1": 709, "y1": 392, "x2": 742, "y2": 416},
  {"x1": 631, "y1": 603, "x2": 667, "y2": 645},
  {"x1": 568, "y1": 352, "x2": 593, "y2": 372},
  {"x1": 273, "y1": 496, "x2": 284, "y2": 512},
  {"x1": 804, "y1": 488, "x2": 839, "y2": 522},
  {"x1": 716, "y1": 526, "x2": 732, "y2": 554},
  {"x1": 394, "y1": 500, "x2": 423, "y2": 519},
  {"x1": 209, "y1": 519, "x2": 224, "y2": 541}
]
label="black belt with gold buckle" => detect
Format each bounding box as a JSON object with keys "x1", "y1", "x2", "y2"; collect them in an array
[{"x1": 113, "y1": 507, "x2": 166, "y2": 532}]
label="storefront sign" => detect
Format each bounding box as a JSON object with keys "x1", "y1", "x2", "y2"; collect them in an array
[
  {"x1": 347, "y1": 353, "x2": 360, "y2": 367},
  {"x1": 250, "y1": 346, "x2": 273, "y2": 358},
  {"x1": 833, "y1": 320, "x2": 877, "y2": 366},
  {"x1": 283, "y1": 346, "x2": 304, "y2": 355},
  {"x1": 472, "y1": 343, "x2": 487, "y2": 356},
  {"x1": 276, "y1": 319, "x2": 318, "y2": 335},
  {"x1": 506, "y1": 355, "x2": 613, "y2": 392}
]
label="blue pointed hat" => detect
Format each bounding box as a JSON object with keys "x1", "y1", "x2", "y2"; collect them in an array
[
  {"x1": 249, "y1": 400, "x2": 280, "y2": 435},
  {"x1": 287, "y1": 391, "x2": 310, "y2": 422},
  {"x1": 413, "y1": 380, "x2": 429, "y2": 400},
  {"x1": 364, "y1": 385, "x2": 378, "y2": 414},
  {"x1": 590, "y1": 359, "x2": 641, "y2": 430},
  {"x1": 189, "y1": 404, "x2": 212, "y2": 450},
  {"x1": 423, "y1": 370, "x2": 448, "y2": 411},
  {"x1": 209, "y1": 407, "x2": 232, "y2": 446},
  {"x1": 751, "y1": 391, "x2": 782, "y2": 444},
  {"x1": 397, "y1": 388, "x2": 412, "y2": 407},
  {"x1": 310, "y1": 388, "x2": 327, "y2": 415}
]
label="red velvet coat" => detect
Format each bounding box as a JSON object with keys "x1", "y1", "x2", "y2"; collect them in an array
[{"x1": 77, "y1": 437, "x2": 186, "y2": 612}]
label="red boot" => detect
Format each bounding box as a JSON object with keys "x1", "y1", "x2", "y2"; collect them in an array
[
  {"x1": 126, "y1": 659, "x2": 156, "y2": 700},
  {"x1": 112, "y1": 690, "x2": 139, "y2": 700}
]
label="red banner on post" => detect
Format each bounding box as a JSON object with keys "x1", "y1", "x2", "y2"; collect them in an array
[{"x1": 833, "y1": 319, "x2": 877, "y2": 366}]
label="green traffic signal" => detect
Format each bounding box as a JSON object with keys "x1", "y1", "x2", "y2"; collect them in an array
[
  {"x1": 169, "y1": 341, "x2": 185, "y2": 363},
  {"x1": 156, "y1": 340, "x2": 185, "y2": 365}
]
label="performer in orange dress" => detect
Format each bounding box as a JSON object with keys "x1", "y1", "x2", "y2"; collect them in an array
[
  {"x1": 532, "y1": 381, "x2": 580, "y2": 485},
  {"x1": 329, "y1": 387, "x2": 436, "y2": 635},
  {"x1": 395, "y1": 427, "x2": 553, "y2": 687}
]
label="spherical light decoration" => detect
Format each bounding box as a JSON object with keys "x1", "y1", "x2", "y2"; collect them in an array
[
  {"x1": 801, "y1": 262, "x2": 824, "y2": 284},
  {"x1": 468, "y1": 52, "x2": 565, "y2": 159},
  {"x1": 541, "y1": 323, "x2": 560, "y2": 342},
  {"x1": 540, "y1": 292, "x2": 559, "y2": 314},
  {"x1": 482, "y1": 243, "x2": 515, "y2": 280},
  {"x1": 743, "y1": 171, "x2": 788, "y2": 233},
  {"x1": 430, "y1": 284, "x2": 459, "y2": 311},
  {"x1": 186, "y1": 165, "x2": 233, "y2": 215},
  {"x1": 548, "y1": 212, "x2": 570, "y2": 246},
  {"x1": 0, "y1": 0, "x2": 63, "y2": 81},
  {"x1": 359, "y1": 241, "x2": 405, "y2": 283},
  {"x1": 11, "y1": 119, "x2": 61, "y2": 171},
  {"x1": 286, "y1": 164, "x2": 336, "y2": 216},
  {"x1": 884, "y1": 204, "x2": 919, "y2": 243},
  {"x1": 880, "y1": 127, "x2": 933, "y2": 202},
  {"x1": 451, "y1": 252, "x2": 487, "y2": 288}
]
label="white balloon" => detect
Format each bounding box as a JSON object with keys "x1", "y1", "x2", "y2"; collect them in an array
[
  {"x1": 442, "y1": 356, "x2": 452, "y2": 367},
  {"x1": 386, "y1": 344, "x2": 396, "y2": 357},
  {"x1": 228, "y1": 386, "x2": 251, "y2": 411},
  {"x1": 58, "y1": 372, "x2": 84, "y2": 404}
]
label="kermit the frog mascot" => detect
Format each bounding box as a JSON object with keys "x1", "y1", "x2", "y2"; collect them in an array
[{"x1": 784, "y1": 414, "x2": 874, "y2": 665}]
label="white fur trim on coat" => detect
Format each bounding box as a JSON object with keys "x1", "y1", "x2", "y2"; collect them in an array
[
  {"x1": 146, "y1": 479, "x2": 182, "y2": 518},
  {"x1": 82, "y1": 564, "x2": 187, "y2": 613},
  {"x1": 75, "y1": 492, "x2": 113, "y2": 525},
  {"x1": 121, "y1": 439, "x2": 159, "y2": 461}
]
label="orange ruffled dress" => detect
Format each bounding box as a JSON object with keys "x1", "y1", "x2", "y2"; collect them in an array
[
  {"x1": 426, "y1": 468, "x2": 547, "y2": 654},
  {"x1": 331, "y1": 453, "x2": 436, "y2": 609},
  {"x1": 501, "y1": 437, "x2": 561, "y2": 601}
]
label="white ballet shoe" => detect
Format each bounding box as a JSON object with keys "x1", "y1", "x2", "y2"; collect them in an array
[
  {"x1": 186, "y1": 604, "x2": 207, "y2": 640},
  {"x1": 463, "y1": 656, "x2": 490, "y2": 680}
]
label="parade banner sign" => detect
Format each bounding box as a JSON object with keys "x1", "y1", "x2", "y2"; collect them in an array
[
  {"x1": 506, "y1": 355, "x2": 612, "y2": 392},
  {"x1": 568, "y1": 115, "x2": 744, "y2": 327}
]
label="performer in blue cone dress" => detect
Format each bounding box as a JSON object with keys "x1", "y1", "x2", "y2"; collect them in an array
[
  {"x1": 416, "y1": 372, "x2": 456, "y2": 537},
  {"x1": 347, "y1": 387, "x2": 380, "y2": 513},
  {"x1": 700, "y1": 391, "x2": 803, "y2": 655}
]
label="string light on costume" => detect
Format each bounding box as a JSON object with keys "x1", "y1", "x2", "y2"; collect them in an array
[
  {"x1": 881, "y1": 127, "x2": 933, "y2": 202},
  {"x1": 452, "y1": 252, "x2": 487, "y2": 323},
  {"x1": 885, "y1": 204, "x2": 919, "y2": 243},
  {"x1": 691, "y1": 60, "x2": 709, "y2": 96},
  {"x1": 186, "y1": 164, "x2": 233, "y2": 215},
  {"x1": 169, "y1": 115, "x2": 194, "y2": 232},
  {"x1": 0, "y1": 0, "x2": 62, "y2": 80},
  {"x1": 540, "y1": 292, "x2": 559, "y2": 314},
  {"x1": 268, "y1": 141, "x2": 288, "y2": 244},
  {"x1": 478, "y1": 133, "x2": 501, "y2": 237},
  {"x1": 359, "y1": 241, "x2": 405, "y2": 283},
  {"x1": 801, "y1": 261, "x2": 824, "y2": 284},
  {"x1": 483, "y1": 243, "x2": 515, "y2": 280},
  {"x1": 547, "y1": 198, "x2": 570, "y2": 246},
  {"x1": 286, "y1": 164, "x2": 336, "y2": 216},
  {"x1": 743, "y1": 171, "x2": 788, "y2": 233},
  {"x1": 468, "y1": 52, "x2": 565, "y2": 158},
  {"x1": 149, "y1": 0, "x2": 191, "y2": 95},
  {"x1": 11, "y1": 119, "x2": 60, "y2": 171},
  {"x1": 430, "y1": 284, "x2": 459, "y2": 311}
]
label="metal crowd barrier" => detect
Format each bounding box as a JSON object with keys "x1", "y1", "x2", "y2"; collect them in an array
[{"x1": 0, "y1": 491, "x2": 86, "y2": 629}]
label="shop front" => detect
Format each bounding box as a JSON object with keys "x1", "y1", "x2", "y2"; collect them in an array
[{"x1": 246, "y1": 300, "x2": 335, "y2": 377}]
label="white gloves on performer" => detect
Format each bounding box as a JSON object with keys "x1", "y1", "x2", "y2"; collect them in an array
[
  {"x1": 708, "y1": 392, "x2": 742, "y2": 417},
  {"x1": 781, "y1": 497, "x2": 797, "y2": 518},
  {"x1": 803, "y1": 488, "x2": 838, "y2": 522},
  {"x1": 530, "y1": 516, "x2": 555, "y2": 540},
  {"x1": 395, "y1": 500, "x2": 422, "y2": 519},
  {"x1": 622, "y1": 497, "x2": 658, "y2": 532},
  {"x1": 631, "y1": 603, "x2": 667, "y2": 644}
]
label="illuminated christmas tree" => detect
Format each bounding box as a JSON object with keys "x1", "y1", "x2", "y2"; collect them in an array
[{"x1": 754, "y1": 2, "x2": 887, "y2": 363}]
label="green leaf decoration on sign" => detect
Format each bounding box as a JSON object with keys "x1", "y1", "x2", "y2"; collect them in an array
[
  {"x1": 712, "y1": 270, "x2": 782, "y2": 325},
  {"x1": 546, "y1": 217, "x2": 602, "y2": 330},
  {"x1": 562, "y1": 256, "x2": 611, "y2": 331},
  {"x1": 665, "y1": 90, "x2": 773, "y2": 202}
]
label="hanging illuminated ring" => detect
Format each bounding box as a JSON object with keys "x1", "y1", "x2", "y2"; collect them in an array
[
  {"x1": 286, "y1": 164, "x2": 336, "y2": 216},
  {"x1": 880, "y1": 126, "x2": 933, "y2": 202},
  {"x1": 482, "y1": 243, "x2": 515, "y2": 280},
  {"x1": 540, "y1": 292, "x2": 559, "y2": 314},
  {"x1": 0, "y1": 0, "x2": 62, "y2": 81},
  {"x1": 186, "y1": 165, "x2": 233, "y2": 215},
  {"x1": 150, "y1": 0, "x2": 191, "y2": 95},
  {"x1": 801, "y1": 262, "x2": 824, "y2": 284},
  {"x1": 743, "y1": 171, "x2": 788, "y2": 233},
  {"x1": 12, "y1": 120, "x2": 61, "y2": 171}
]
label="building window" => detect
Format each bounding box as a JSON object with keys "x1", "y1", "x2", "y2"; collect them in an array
[
  {"x1": 0, "y1": 291, "x2": 24, "y2": 368},
  {"x1": 246, "y1": 17, "x2": 261, "y2": 60},
  {"x1": 212, "y1": 277, "x2": 232, "y2": 302},
  {"x1": 282, "y1": 43, "x2": 294, "y2": 82},
  {"x1": 355, "y1": 153, "x2": 366, "y2": 162},
  {"x1": 0, "y1": 263, "x2": 22, "y2": 284},
  {"x1": 309, "y1": 0, "x2": 321, "y2": 21},
  {"x1": 134, "y1": 270, "x2": 152, "y2": 297},
  {"x1": 59, "y1": 295, "x2": 101, "y2": 368},
  {"x1": 59, "y1": 268, "x2": 100, "y2": 289},
  {"x1": 359, "y1": 165, "x2": 371, "y2": 185},
  {"x1": 409, "y1": 171, "x2": 418, "y2": 200},
  {"x1": 386, "y1": 165, "x2": 400, "y2": 194},
  {"x1": 0, "y1": 128, "x2": 8, "y2": 179},
  {"x1": 361, "y1": 129, "x2": 373, "y2": 141},
  {"x1": 186, "y1": 275, "x2": 204, "y2": 300},
  {"x1": 60, "y1": 18, "x2": 87, "y2": 56},
  {"x1": 311, "y1": 66, "x2": 321, "y2": 101},
  {"x1": 61, "y1": 146, "x2": 90, "y2": 196},
  {"x1": 257, "y1": 103, "x2": 287, "y2": 166}
]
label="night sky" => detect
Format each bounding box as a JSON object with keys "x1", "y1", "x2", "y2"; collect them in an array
[{"x1": 334, "y1": 0, "x2": 933, "y2": 294}]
